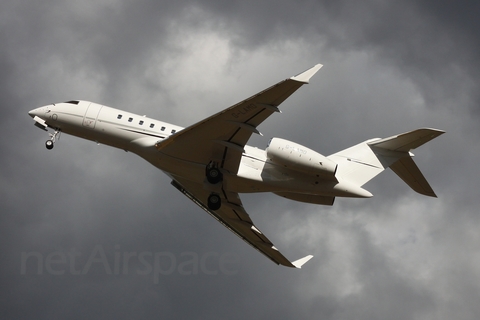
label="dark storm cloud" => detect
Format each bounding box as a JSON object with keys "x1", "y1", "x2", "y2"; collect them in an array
[
  {"x1": 2, "y1": 0, "x2": 480, "y2": 319},
  {"x1": 200, "y1": 0, "x2": 480, "y2": 117}
]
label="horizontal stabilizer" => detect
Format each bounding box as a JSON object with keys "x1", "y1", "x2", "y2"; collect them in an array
[
  {"x1": 291, "y1": 255, "x2": 314, "y2": 268},
  {"x1": 390, "y1": 157, "x2": 437, "y2": 197},
  {"x1": 368, "y1": 128, "x2": 444, "y2": 152}
]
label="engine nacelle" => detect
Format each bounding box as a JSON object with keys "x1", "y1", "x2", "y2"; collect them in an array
[{"x1": 266, "y1": 138, "x2": 337, "y2": 176}]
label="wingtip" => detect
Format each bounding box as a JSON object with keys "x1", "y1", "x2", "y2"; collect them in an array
[
  {"x1": 290, "y1": 64, "x2": 323, "y2": 83},
  {"x1": 291, "y1": 255, "x2": 314, "y2": 268}
]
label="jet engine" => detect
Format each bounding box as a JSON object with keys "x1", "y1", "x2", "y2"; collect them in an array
[{"x1": 266, "y1": 138, "x2": 337, "y2": 176}]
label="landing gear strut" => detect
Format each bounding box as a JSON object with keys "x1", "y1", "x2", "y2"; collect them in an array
[
  {"x1": 207, "y1": 193, "x2": 221, "y2": 211},
  {"x1": 45, "y1": 129, "x2": 60, "y2": 150}
]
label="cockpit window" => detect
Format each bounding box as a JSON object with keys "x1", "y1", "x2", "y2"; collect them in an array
[{"x1": 64, "y1": 100, "x2": 79, "y2": 105}]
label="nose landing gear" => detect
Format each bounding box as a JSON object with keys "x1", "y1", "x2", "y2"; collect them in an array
[
  {"x1": 45, "y1": 140, "x2": 54, "y2": 149},
  {"x1": 45, "y1": 129, "x2": 60, "y2": 150}
]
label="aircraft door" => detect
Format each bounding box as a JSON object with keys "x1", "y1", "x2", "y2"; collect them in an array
[{"x1": 83, "y1": 103, "x2": 103, "y2": 129}]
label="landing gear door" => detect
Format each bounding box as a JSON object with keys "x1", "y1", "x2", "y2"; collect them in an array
[{"x1": 83, "y1": 103, "x2": 103, "y2": 129}]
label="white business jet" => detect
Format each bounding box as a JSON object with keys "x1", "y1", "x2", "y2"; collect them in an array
[{"x1": 28, "y1": 64, "x2": 444, "y2": 268}]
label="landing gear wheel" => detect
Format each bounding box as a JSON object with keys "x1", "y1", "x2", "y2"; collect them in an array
[
  {"x1": 45, "y1": 140, "x2": 54, "y2": 150},
  {"x1": 207, "y1": 193, "x2": 221, "y2": 211},
  {"x1": 44, "y1": 128, "x2": 60, "y2": 150},
  {"x1": 206, "y1": 168, "x2": 222, "y2": 184},
  {"x1": 206, "y1": 162, "x2": 223, "y2": 184}
]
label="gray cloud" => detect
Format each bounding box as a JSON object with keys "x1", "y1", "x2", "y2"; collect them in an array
[{"x1": 2, "y1": 0, "x2": 479, "y2": 319}]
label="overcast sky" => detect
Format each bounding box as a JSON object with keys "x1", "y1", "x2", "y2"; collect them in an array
[{"x1": 1, "y1": 1, "x2": 479, "y2": 319}]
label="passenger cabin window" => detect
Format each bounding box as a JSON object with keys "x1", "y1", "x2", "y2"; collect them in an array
[
  {"x1": 139, "y1": 120, "x2": 144, "y2": 125},
  {"x1": 161, "y1": 126, "x2": 165, "y2": 131},
  {"x1": 117, "y1": 114, "x2": 122, "y2": 119},
  {"x1": 171, "y1": 129, "x2": 176, "y2": 134},
  {"x1": 150, "y1": 123, "x2": 155, "y2": 128},
  {"x1": 128, "y1": 117, "x2": 133, "y2": 122}
]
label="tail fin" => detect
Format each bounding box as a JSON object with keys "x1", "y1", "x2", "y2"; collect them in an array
[
  {"x1": 389, "y1": 157, "x2": 437, "y2": 197},
  {"x1": 328, "y1": 128, "x2": 444, "y2": 197}
]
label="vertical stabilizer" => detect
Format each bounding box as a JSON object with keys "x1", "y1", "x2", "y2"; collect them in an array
[{"x1": 389, "y1": 157, "x2": 437, "y2": 197}]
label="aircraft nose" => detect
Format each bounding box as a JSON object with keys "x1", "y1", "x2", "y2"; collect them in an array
[{"x1": 28, "y1": 107, "x2": 43, "y2": 118}]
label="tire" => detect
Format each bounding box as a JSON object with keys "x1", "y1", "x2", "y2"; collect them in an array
[
  {"x1": 45, "y1": 140, "x2": 54, "y2": 150},
  {"x1": 207, "y1": 193, "x2": 221, "y2": 210},
  {"x1": 206, "y1": 167, "x2": 222, "y2": 184}
]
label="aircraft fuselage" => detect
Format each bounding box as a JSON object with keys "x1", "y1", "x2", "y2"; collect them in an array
[{"x1": 28, "y1": 100, "x2": 371, "y2": 199}]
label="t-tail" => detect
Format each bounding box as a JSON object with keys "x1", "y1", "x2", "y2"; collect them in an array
[{"x1": 328, "y1": 128, "x2": 445, "y2": 197}]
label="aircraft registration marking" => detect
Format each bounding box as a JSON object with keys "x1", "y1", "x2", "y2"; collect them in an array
[{"x1": 231, "y1": 104, "x2": 257, "y2": 119}]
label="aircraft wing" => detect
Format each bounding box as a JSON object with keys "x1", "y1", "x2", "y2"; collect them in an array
[
  {"x1": 155, "y1": 64, "x2": 323, "y2": 174},
  {"x1": 170, "y1": 177, "x2": 313, "y2": 268}
]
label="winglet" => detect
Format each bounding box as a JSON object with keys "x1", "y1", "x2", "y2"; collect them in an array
[
  {"x1": 291, "y1": 255, "x2": 314, "y2": 268},
  {"x1": 290, "y1": 64, "x2": 323, "y2": 83}
]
